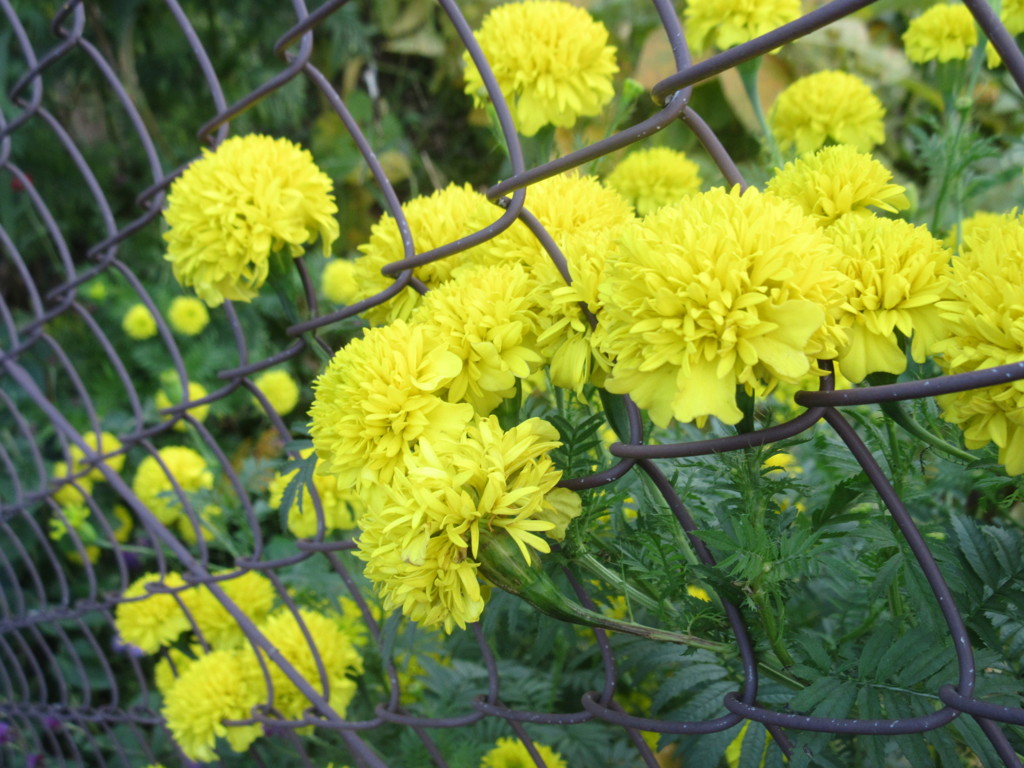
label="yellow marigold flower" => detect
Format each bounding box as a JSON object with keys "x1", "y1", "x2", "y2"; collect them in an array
[
  {"x1": 255, "y1": 608, "x2": 363, "y2": 720},
  {"x1": 310, "y1": 321, "x2": 474, "y2": 491},
  {"x1": 268, "y1": 448, "x2": 360, "y2": 538},
  {"x1": 903, "y1": 4, "x2": 977, "y2": 64},
  {"x1": 684, "y1": 0, "x2": 801, "y2": 52},
  {"x1": 252, "y1": 368, "x2": 300, "y2": 416},
  {"x1": 493, "y1": 174, "x2": 634, "y2": 279},
  {"x1": 163, "y1": 134, "x2": 339, "y2": 307},
  {"x1": 762, "y1": 452, "x2": 802, "y2": 476},
  {"x1": 349, "y1": 183, "x2": 503, "y2": 324},
  {"x1": 480, "y1": 737, "x2": 568, "y2": 768},
  {"x1": 769, "y1": 71, "x2": 886, "y2": 156},
  {"x1": 183, "y1": 571, "x2": 276, "y2": 650},
  {"x1": 131, "y1": 446, "x2": 213, "y2": 526},
  {"x1": 605, "y1": 147, "x2": 703, "y2": 216},
  {"x1": 687, "y1": 584, "x2": 713, "y2": 602},
  {"x1": 463, "y1": 0, "x2": 618, "y2": 137},
  {"x1": 50, "y1": 461, "x2": 93, "y2": 507},
  {"x1": 167, "y1": 296, "x2": 210, "y2": 336},
  {"x1": 536, "y1": 233, "x2": 614, "y2": 393},
  {"x1": 161, "y1": 649, "x2": 264, "y2": 762},
  {"x1": 155, "y1": 646, "x2": 198, "y2": 696},
  {"x1": 68, "y1": 430, "x2": 125, "y2": 481},
  {"x1": 411, "y1": 263, "x2": 544, "y2": 414},
  {"x1": 946, "y1": 210, "x2": 1012, "y2": 251},
  {"x1": 114, "y1": 572, "x2": 191, "y2": 654},
  {"x1": 934, "y1": 211, "x2": 1024, "y2": 473},
  {"x1": 112, "y1": 505, "x2": 134, "y2": 543},
  {"x1": 766, "y1": 145, "x2": 909, "y2": 226},
  {"x1": 155, "y1": 379, "x2": 211, "y2": 431},
  {"x1": 322, "y1": 259, "x2": 360, "y2": 305},
  {"x1": 597, "y1": 186, "x2": 844, "y2": 427},
  {"x1": 828, "y1": 214, "x2": 952, "y2": 383},
  {"x1": 357, "y1": 415, "x2": 579, "y2": 633},
  {"x1": 122, "y1": 303, "x2": 157, "y2": 340}
]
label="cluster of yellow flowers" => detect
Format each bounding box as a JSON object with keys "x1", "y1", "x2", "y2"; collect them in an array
[
  {"x1": 48, "y1": 432, "x2": 132, "y2": 564},
  {"x1": 114, "y1": 571, "x2": 362, "y2": 762}
]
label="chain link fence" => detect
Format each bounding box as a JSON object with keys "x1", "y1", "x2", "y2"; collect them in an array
[{"x1": 2, "y1": 0, "x2": 1024, "y2": 766}]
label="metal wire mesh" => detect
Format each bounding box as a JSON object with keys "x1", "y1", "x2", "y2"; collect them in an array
[{"x1": 1, "y1": 0, "x2": 1024, "y2": 766}]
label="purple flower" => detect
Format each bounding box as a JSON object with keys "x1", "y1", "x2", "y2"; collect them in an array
[{"x1": 0, "y1": 722, "x2": 12, "y2": 743}]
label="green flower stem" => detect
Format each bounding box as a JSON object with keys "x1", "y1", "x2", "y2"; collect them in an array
[
  {"x1": 878, "y1": 400, "x2": 977, "y2": 464},
  {"x1": 737, "y1": 57, "x2": 782, "y2": 169},
  {"x1": 754, "y1": 591, "x2": 795, "y2": 668},
  {"x1": 576, "y1": 552, "x2": 675, "y2": 618},
  {"x1": 269, "y1": 272, "x2": 331, "y2": 365},
  {"x1": 478, "y1": 534, "x2": 731, "y2": 653}
]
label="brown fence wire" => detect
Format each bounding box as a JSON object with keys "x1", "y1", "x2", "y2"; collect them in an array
[{"x1": 1, "y1": 0, "x2": 1024, "y2": 766}]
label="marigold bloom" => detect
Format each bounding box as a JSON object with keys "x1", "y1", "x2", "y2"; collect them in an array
[
  {"x1": 68, "y1": 431, "x2": 125, "y2": 481},
  {"x1": 769, "y1": 71, "x2": 886, "y2": 155},
  {"x1": 684, "y1": 0, "x2": 801, "y2": 52},
  {"x1": 321, "y1": 259, "x2": 360, "y2": 305},
  {"x1": 480, "y1": 737, "x2": 568, "y2": 768},
  {"x1": 309, "y1": 321, "x2": 474, "y2": 491},
  {"x1": 493, "y1": 174, "x2": 634, "y2": 279},
  {"x1": 605, "y1": 147, "x2": 703, "y2": 216},
  {"x1": 412, "y1": 263, "x2": 544, "y2": 414},
  {"x1": 163, "y1": 134, "x2": 339, "y2": 307},
  {"x1": 828, "y1": 214, "x2": 952, "y2": 383},
  {"x1": 122, "y1": 303, "x2": 157, "y2": 340},
  {"x1": 114, "y1": 572, "x2": 191, "y2": 654},
  {"x1": 766, "y1": 145, "x2": 909, "y2": 226},
  {"x1": 357, "y1": 416, "x2": 579, "y2": 633},
  {"x1": 131, "y1": 446, "x2": 213, "y2": 526},
  {"x1": 155, "y1": 380, "x2": 210, "y2": 431},
  {"x1": 463, "y1": 0, "x2": 618, "y2": 136},
  {"x1": 348, "y1": 183, "x2": 502, "y2": 324},
  {"x1": 535, "y1": 231, "x2": 615, "y2": 393},
  {"x1": 252, "y1": 368, "x2": 300, "y2": 416},
  {"x1": 182, "y1": 571, "x2": 276, "y2": 650},
  {"x1": 167, "y1": 296, "x2": 210, "y2": 336},
  {"x1": 934, "y1": 211, "x2": 1024, "y2": 473},
  {"x1": 596, "y1": 186, "x2": 844, "y2": 427},
  {"x1": 687, "y1": 585, "x2": 713, "y2": 603},
  {"x1": 903, "y1": 4, "x2": 977, "y2": 64},
  {"x1": 268, "y1": 448, "x2": 360, "y2": 538},
  {"x1": 255, "y1": 609, "x2": 363, "y2": 720},
  {"x1": 161, "y1": 649, "x2": 264, "y2": 762},
  {"x1": 50, "y1": 461, "x2": 93, "y2": 507}
]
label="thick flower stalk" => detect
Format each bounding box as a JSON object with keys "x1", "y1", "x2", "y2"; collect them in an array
[
  {"x1": 684, "y1": 0, "x2": 801, "y2": 52},
  {"x1": 308, "y1": 321, "x2": 474, "y2": 492},
  {"x1": 766, "y1": 145, "x2": 909, "y2": 226},
  {"x1": 935, "y1": 211, "x2": 1024, "y2": 473},
  {"x1": 463, "y1": 1, "x2": 618, "y2": 137},
  {"x1": 355, "y1": 416, "x2": 580, "y2": 633},
  {"x1": 604, "y1": 146, "x2": 703, "y2": 216},
  {"x1": 826, "y1": 213, "x2": 952, "y2": 383},
  {"x1": 769, "y1": 71, "x2": 886, "y2": 155},
  {"x1": 596, "y1": 186, "x2": 845, "y2": 427},
  {"x1": 163, "y1": 134, "x2": 339, "y2": 307}
]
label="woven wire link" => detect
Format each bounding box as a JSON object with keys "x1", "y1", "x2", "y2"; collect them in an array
[{"x1": 1, "y1": 0, "x2": 1024, "y2": 766}]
